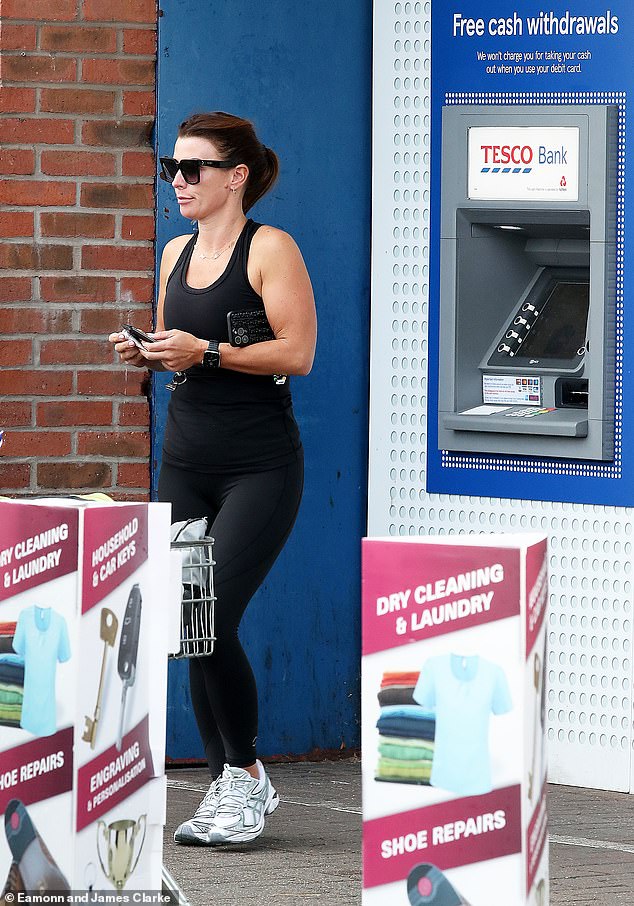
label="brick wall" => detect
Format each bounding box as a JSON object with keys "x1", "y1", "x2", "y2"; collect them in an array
[{"x1": 0, "y1": 0, "x2": 157, "y2": 499}]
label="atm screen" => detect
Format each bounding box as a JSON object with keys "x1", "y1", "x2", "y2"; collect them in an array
[{"x1": 520, "y1": 280, "x2": 589, "y2": 360}]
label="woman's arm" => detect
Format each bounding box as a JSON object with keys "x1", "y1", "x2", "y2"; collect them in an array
[
  {"x1": 108, "y1": 236, "x2": 189, "y2": 370},
  {"x1": 142, "y1": 228, "x2": 317, "y2": 376}
]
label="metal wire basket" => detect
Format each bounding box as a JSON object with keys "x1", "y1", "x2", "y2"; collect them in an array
[{"x1": 169, "y1": 536, "x2": 216, "y2": 658}]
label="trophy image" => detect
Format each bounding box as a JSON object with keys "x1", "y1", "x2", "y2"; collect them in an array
[{"x1": 97, "y1": 813, "x2": 146, "y2": 891}]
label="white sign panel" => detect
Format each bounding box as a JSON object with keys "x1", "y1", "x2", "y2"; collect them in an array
[
  {"x1": 361, "y1": 535, "x2": 549, "y2": 906},
  {"x1": 0, "y1": 499, "x2": 172, "y2": 898},
  {"x1": 468, "y1": 126, "x2": 579, "y2": 201},
  {"x1": 482, "y1": 374, "x2": 542, "y2": 406}
]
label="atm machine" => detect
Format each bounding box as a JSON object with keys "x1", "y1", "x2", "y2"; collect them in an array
[{"x1": 437, "y1": 105, "x2": 618, "y2": 461}]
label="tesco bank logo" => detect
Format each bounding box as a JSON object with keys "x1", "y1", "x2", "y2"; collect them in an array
[
  {"x1": 467, "y1": 126, "x2": 579, "y2": 200},
  {"x1": 481, "y1": 144, "x2": 534, "y2": 165},
  {"x1": 480, "y1": 143, "x2": 568, "y2": 173}
]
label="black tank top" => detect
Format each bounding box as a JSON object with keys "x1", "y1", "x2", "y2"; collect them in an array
[{"x1": 161, "y1": 219, "x2": 302, "y2": 472}]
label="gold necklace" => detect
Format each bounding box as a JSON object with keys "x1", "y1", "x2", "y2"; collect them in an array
[{"x1": 197, "y1": 235, "x2": 238, "y2": 261}]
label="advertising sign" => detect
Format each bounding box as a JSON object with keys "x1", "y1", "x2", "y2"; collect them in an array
[
  {"x1": 427, "y1": 0, "x2": 634, "y2": 505},
  {"x1": 362, "y1": 535, "x2": 548, "y2": 906},
  {"x1": 467, "y1": 126, "x2": 579, "y2": 200},
  {"x1": 0, "y1": 498, "x2": 172, "y2": 896}
]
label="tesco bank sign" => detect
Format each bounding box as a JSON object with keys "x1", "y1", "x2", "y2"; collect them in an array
[{"x1": 467, "y1": 126, "x2": 580, "y2": 201}]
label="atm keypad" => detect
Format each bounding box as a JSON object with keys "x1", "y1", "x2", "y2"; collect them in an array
[{"x1": 504, "y1": 407, "x2": 556, "y2": 418}]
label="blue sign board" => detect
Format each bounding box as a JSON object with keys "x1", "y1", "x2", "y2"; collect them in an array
[{"x1": 427, "y1": 2, "x2": 634, "y2": 505}]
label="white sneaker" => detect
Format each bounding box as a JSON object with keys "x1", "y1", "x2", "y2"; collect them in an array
[
  {"x1": 205, "y1": 761, "x2": 279, "y2": 844},
  {"x1": 173, "y1": 774, "x2": 226, "y2": 845}
]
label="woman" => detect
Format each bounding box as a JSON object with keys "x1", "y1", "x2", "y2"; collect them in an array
[{"x1": 109, "y1": 112, "x2": 316, "y2": 846}]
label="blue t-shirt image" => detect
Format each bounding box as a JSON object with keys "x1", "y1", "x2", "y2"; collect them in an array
[
  {"x1": 413, "y1": 654, "x2": 512, "y2": 796},
  {"x1": 12, "y1": 606, "x2": 71, "y2": 737}
]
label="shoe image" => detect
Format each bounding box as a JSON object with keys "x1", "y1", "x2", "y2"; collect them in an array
[
  {"x1": 4, "y1": 799, "x2": 71, "y2": 894},
  {"x1": 174, "y1": 774, "x2": 226, "y2": 844},
  {"x1": 407, "y1": 863, "x2": 472, "y2": 906}
]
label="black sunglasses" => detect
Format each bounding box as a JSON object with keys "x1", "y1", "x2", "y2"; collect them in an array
[{"x1": 159, "y1": 156, "x2": 237, "y2": 185}]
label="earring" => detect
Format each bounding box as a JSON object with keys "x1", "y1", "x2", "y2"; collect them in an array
[{"x1": 230, "y1": 187, "x2": 236, "y2": 194}]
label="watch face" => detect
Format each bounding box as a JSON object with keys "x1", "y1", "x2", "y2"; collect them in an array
[{"x1": 203, "y1": 342, "x2": 220, "y2": 368}]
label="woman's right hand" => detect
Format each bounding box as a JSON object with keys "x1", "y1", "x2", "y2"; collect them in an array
[{"x1": 109, "y1": 331, "x2": 149, "y2": 368}]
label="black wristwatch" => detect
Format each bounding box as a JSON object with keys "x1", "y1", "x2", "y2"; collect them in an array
[{"x1": 202, "y1": 340, "x2": 221, "y2": 369}]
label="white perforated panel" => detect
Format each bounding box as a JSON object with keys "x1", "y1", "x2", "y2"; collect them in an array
[{"x1": 369, "y1": 0, "x2": 634, "y2": 792}]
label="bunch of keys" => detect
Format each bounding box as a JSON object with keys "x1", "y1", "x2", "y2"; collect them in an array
[
  {"x1": 116, "y1": 584, "x2": 143, "y2": 750},
  {"x1": 166, "y1": 371, "x2": 187, "y2": 392}
]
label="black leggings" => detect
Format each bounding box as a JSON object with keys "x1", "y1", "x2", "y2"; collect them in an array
[{"x1": 158, "y1": 453, "x2": 304, "y2": 777}]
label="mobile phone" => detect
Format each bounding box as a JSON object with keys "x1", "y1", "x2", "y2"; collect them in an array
[
  {"x1": 226, "y1": 309, "x2": 287, "y2": 385},
  {"x1": 121, "y1": 324, "x2": 155, "y2": 349},
  {"x1": 227, "y1": 309, "x2": 274, "y2": 347}
]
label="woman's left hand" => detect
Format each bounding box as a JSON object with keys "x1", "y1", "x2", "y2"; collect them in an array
[{"x1": 141, "y1": 329, "x2": 206, "y2": 371}]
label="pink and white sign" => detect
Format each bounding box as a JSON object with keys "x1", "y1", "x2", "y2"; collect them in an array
[
  {"x1": 0, "y1": 502, "x2": 79, "y2": 603},
  {"x1": 0, "y1": 498, "x2": 172, "y2": 897},
  {"x1": 362, "y1": 534, "x2": 548, "y2": 906},
  {"x1": 82, "y1": 504, "x2": 148, "y2": 613}
]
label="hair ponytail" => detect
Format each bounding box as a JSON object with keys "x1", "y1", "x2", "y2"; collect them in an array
[
  {"x1": 178, "y1": 112, "x2": 279, "y2": 212},
  {"x1": 243, "y1": 146, "x2": 279, "y2": 212}
]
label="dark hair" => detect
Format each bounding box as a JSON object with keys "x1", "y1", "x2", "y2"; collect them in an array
[{"x1": 178, "y1": 111, "x2": 279, "y2": 212}]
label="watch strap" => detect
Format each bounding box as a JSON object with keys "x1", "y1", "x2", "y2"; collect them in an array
[{"x1": 202, "y1": 340, "x2": 220, "y2": 369}]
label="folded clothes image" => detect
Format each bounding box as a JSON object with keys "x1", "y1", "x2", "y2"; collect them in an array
[
  {"x1": 0, "y1": 685, "x2": 22, "y2": 705},
  {"x1": 0, "y1": 624, "x2": 17, "y2": 657},
  {"x1": 0, "y1": 702, "x2": 22, "y2": 723},
  {"x1": 381, "y1": 671, "x2": 421, "y2": 687},
  {"x1": 376, "y1": 757, "x2": 432, "y2": 784},
  {"x1": 0, "y1": 654, "x2": 24, "y2": 729},
  {"x1": 379, "y1": 670, "x2": 420, "y2": 706},
  {"x1": 376, "y1": 705, "x2": 436, "y2": 740},
  {"x1": 0, "y1": 654, "x2": 23, "y2": 682},
  {"x1": 378, "y1": 684, "x2": 418, "y2": 706},
  {"x1": 375, "y1": 672, "x2": 437, "y2": 785},
  {"x1": 378, "y1": 737, "x2": 435, "y2": 761}
]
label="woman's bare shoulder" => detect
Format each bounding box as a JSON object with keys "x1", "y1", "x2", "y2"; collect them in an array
[
  {"x1": 160, "y1": 233, "x2": 193, "y2": 268},
  {"x1": 253, "y1": 224, "x2": 294, "y2": 242},
  {"x1": 251, "y1": 224, "x2": 302, "y2": 257}
]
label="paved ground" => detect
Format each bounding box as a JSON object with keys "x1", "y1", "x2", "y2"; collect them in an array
[
  {"x1": 549, "y1": 784, "x2": 634, "y2": 905},
  {"x1": 162, "y1": 759, "x2": 634, "y2": 905},
  {"x1": 163, "y1": 760, "x2": 361, "y2": 906}
]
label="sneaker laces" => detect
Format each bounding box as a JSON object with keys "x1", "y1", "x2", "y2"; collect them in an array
[
  {"x1": 192, "y1": 774, "x2": 224, "y2": 819},
  {"x1": 215, "y1": 765, "x2": 259, "y2": 818}
]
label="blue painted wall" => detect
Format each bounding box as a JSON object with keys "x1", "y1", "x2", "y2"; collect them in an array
[{"x1": 154, "y1": 1, "x2": 372, "y2": 758}]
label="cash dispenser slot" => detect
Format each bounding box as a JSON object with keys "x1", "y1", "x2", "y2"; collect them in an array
[{"x1": 556, "y1": 378, "x2": 589, "y2": 409}]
